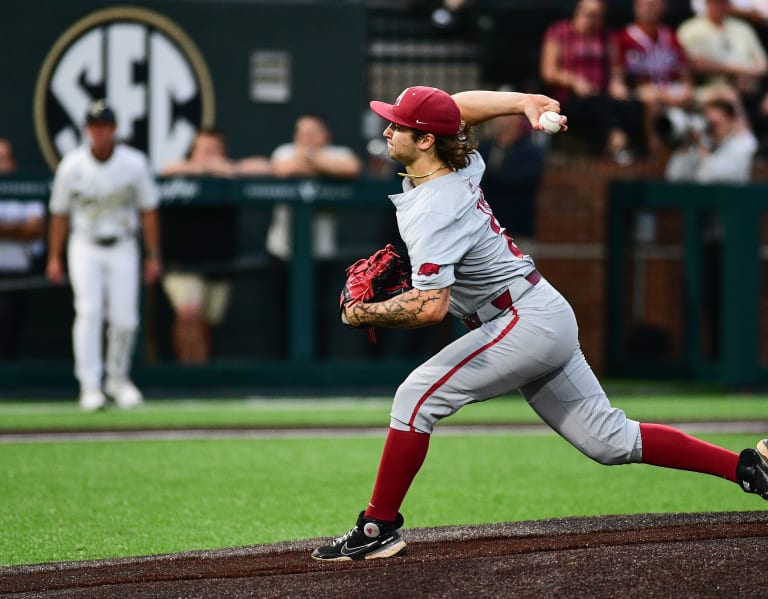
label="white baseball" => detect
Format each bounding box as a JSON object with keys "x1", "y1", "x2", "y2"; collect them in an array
[{"x1": 538, "y1": 111, "x2": 562, "y2": 134}]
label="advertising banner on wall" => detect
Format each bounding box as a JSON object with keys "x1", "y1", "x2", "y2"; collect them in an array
[{"x1": 2, "y1": 1, "x2": 366, "y2": 173}]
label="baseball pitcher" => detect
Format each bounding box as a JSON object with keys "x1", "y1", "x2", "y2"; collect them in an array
[{"x1": 311, "y1": 86, "x2": 768, "y2": 561}]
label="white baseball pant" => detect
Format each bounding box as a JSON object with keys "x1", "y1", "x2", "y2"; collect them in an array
[{"x1": 67, "y1": 235, "x2": 139, "y2": 390}]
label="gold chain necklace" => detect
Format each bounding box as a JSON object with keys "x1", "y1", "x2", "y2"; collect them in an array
[{"x1": 398, "y1": 164, "x2": 449, "y2": 179}]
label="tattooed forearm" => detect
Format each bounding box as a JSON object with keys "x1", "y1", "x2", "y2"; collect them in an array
[{"x1": 347, "y1": 287, "x2": 450, "y2": 329}]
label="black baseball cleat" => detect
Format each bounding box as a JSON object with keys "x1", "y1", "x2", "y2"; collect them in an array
[
  {"x1": 311, "y1": 511, "x2": 407, "y2": 561},
  {"x1": 736, "y1": 439, "x2": 768, "y2": 499}
]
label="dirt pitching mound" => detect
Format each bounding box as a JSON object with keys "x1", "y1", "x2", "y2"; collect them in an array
[{"x1": 2, "y1": 511, "x2": 767, "y2": 598}]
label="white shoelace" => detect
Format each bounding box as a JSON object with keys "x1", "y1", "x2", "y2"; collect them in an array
[{"x1": 333, "y1": 526, "x2": 359, "y2": 545}]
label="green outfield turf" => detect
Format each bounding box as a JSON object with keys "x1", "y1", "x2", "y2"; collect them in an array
[
  {"x1": 0, "y1": 396, "x2": 766, "y2": 567},
  {"x1": 1, "y1": 393, "x2": 767, "y2": 430}
]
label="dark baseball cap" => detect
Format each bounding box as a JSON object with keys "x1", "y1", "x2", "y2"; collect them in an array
[
  {"x1": 85, "y1": 99, "x2": 116, "y2": 125},
  {"x1": 370, "y1": 86, "x2": 461, "y2": 136}
]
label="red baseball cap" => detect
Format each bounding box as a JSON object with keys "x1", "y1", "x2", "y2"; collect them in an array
[{"x1": 370, "y1": 86, "x2": 461, "y2": 136}]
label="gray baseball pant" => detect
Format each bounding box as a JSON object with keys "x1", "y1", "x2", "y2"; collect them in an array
[{"x1": 389, "y1": 278, "x2": 643, "y2": 465}]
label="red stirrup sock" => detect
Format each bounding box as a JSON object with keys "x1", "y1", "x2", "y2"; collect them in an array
[
  {"x1": 365, "y1": 427, "x2": 430, "y2": 522},
  {"x1": 640, "y1": 423, "x2": 739, "y2": 482}
]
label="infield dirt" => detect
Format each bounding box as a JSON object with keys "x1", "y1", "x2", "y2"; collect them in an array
[{"x1": 2, "y1": 511, "x2": 767, "y2": 598}]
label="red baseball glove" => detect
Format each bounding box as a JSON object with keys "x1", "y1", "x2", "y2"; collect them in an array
[{"x1": 340, "y1": 243, "x2": 410, "y2": 342}]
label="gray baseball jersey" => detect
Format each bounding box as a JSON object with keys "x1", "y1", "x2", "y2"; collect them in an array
[
  {"x1": 392, "y1": 152, "x2": 534, "y2": 318},
  {"x1": 389, "y1": 151, "x2": 642, "y2": 466}
]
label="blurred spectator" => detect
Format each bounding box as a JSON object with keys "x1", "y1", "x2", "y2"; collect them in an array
[
  {"x1": 540, "y1": 0, "x2": 644, "y2": 162},
  {"x1": 162, "y1": 128, "x2": 239, "y2": 177},
  {"x1": 265, "y1": 114, "x2": 362, "y2": 261},
  {"x1": 0, "y1": 139, "x2": 14, "y2": 172},
  {"x1": 162, "y1": 128, "x2": 272, "y2": 178},
  {"x1": 676, "y1": 0, "x2": 768, "y2": 115},
  {"x1": 477, "y1": 115, "x2": 545, "y2": 247},
  {"x1": 610, "y1": 0, "x2": 696, "y2": 155},
  {"x1": 0, "y1": 138, "x2": 45, "y2": 360},
  {"x1": 160, "y1": 128, "x2": 253, "y2": 364},
  {"x1": 266, "y1": 114, "x2": 362, "y2": 359},
  {"x1": 663, "y1": 88, "x2": 757, "y2": 359},
  {"x1": 689, "y1": 0, "x2": 768, "y2": 27},
  {"x1": 664, "y1": 87, "x2": 757, "y2": 182}
]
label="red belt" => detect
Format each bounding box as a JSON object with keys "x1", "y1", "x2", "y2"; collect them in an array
[{"x1": 462, "y1": 270, "x2": 541, "y2": 330}]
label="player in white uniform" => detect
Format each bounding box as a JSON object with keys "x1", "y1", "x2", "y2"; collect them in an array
[
  {"x1": 46, "y1": 100, "x2": 162, "y2": 411},
  {"x1": 311, "y1": 86, "x2": 768, "y2": 561}
]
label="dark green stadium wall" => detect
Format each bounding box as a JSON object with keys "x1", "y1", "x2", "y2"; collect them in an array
[{"x1": 2, "y1": 0, "x2": 366, "y2": 174}]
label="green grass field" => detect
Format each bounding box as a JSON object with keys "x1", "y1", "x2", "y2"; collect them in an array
[
  {"x1": 3, "y1": 393, "x2": 768, "y2": 429},
  {"x1": 1, "y1": 394, "x2": 766, "y2": 567}
]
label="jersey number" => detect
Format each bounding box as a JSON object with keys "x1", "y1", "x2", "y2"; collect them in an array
[{"x1": 476, "y1": 192, "x2": 524, "y2": 258}]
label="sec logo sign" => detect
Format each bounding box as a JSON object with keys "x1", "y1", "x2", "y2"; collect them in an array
[{"x1": 34, "y1": 6, "x2": 215, "y2": 172}]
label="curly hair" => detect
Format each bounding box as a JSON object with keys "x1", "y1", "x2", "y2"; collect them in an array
[{"x1": 412, "y1": 122, "x2": 478, "y2": 171}]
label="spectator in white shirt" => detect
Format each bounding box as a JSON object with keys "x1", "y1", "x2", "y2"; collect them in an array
[{"x1": 0, "y1": 138, "x2": 45, "y2": 360}]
